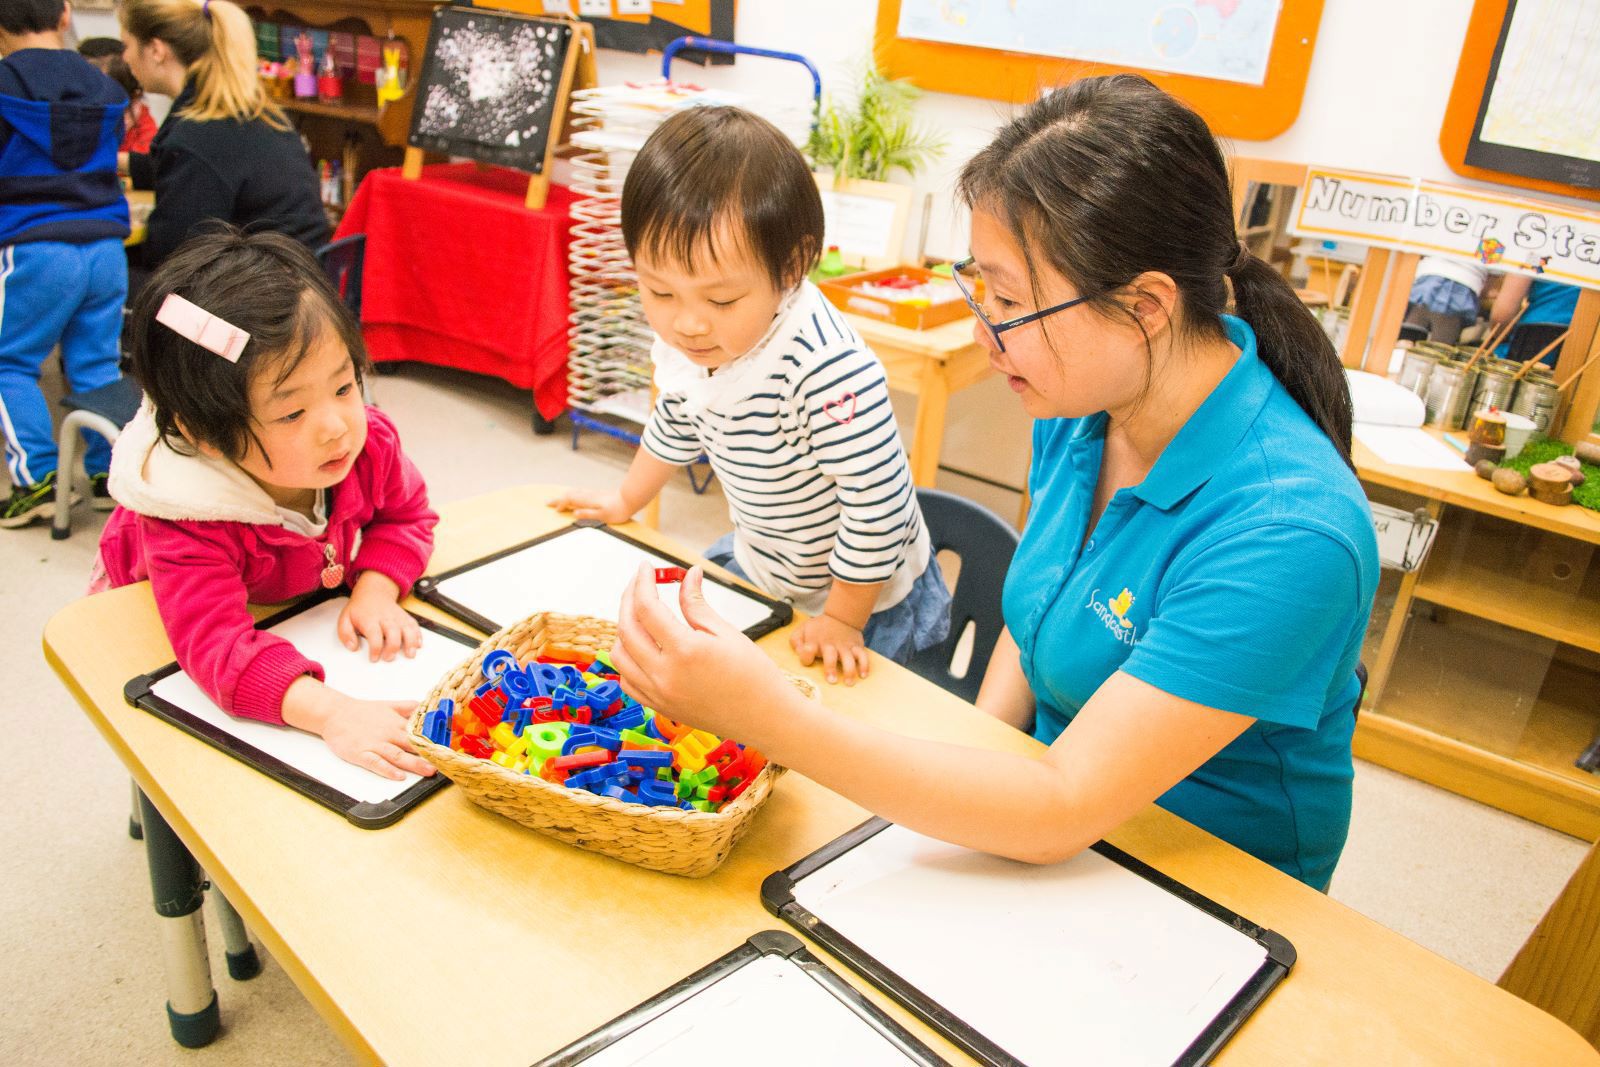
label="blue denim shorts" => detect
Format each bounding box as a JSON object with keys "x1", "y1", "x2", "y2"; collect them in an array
[
  {"x1": 705, "y1": 533, "x2": 952, "y2": 665},
  {"x1": 1408, "y1": 276, "x2": 1479, "y2": 319}
]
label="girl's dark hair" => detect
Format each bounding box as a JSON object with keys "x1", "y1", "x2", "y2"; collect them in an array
[
  {"x1": 622, "y1": 105, "x2": 824, "y2": 291},
  {"x1": 129, "y1": 227, "x2": 366, "y2": 463},
  {"x1": 958, "y1": 74, "x2": 1353, "y2": 462}
]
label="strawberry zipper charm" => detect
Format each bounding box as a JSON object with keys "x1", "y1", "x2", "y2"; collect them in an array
[{"x1": 319, "y1": 542, "x2": 345, "y2": 589}]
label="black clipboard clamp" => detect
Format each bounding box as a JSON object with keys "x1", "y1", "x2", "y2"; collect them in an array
[
  {"x1": 124, "y1": 589, "x2": 479, "y2": 829},
  {"x1": 533, "y1": 930, "x2": 950, "y2": 1067},
  {"x1": 413, "y1": 520, "x2": 794, "y2": 638},
  {"x1": 761, "y1": 818, "x2": 1297, "y2": 1067}
]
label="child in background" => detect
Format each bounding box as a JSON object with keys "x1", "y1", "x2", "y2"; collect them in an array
[
  {"x1": 553, "y1": 106, "x2": 950, "y2": 686},
  {"x1": 0, "y1": 0, "x2": 129, "y2": 526},
  {"x1": 77, "y1": 37, "x2": 156, "y2": 153},
  {"x1": 1403, "y1": 255, "x2": 1486, "y2": 344},
  {"x1": 1492, "y1": 274, "x2": 1579, "y2": 365},
  {"x1": 96, "y1": 230, "x2": 439, "y2": 780},
  {"x1": 118, "y1": 0, "x2": 329, "y2": 270}
]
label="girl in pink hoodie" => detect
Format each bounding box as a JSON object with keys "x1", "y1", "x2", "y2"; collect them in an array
[{"x1": 97, "y1": 230, "x2": 439, "y2": 781}]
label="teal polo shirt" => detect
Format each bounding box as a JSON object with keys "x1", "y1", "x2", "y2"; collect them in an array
[{"x1": 1005, "y1": 315, "x2": 1378, "y2": 889}]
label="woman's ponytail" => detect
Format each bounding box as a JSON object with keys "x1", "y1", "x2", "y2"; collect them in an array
[
  {"x1": 1228, "y1": 251, "x2": 1354, "y2": 465},
  {"x1": 190, "y1": 0, "x2": 284, "y2": 128},
  {"x1": 121, "y1": 0, "x2": 286, "y2": 128}
]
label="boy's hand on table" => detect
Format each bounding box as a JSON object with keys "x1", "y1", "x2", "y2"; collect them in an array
[
  {"x1": 282, "y1": 678, "x2": 435, "y2": 780},
  {"x1": 338, "y1": 571, "x2": 420, "y2": 662},
  {"x1": 549, "y1": 488, "x2": 633, "y2": 524},
  {"x1": 791, "y1": 614, "x2": 870, "y2": 686}
]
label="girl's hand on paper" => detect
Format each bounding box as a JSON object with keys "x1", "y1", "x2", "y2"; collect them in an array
[
  {"x1": 612, "y1": 563, "x2": 790, "y2": 740},
  {"x1": 338, "y1": 571, "x2": 421, "y2": 662},
  {"x1": 282, "y1": 677, "x2": 435, "y2": 780},
  {"x1": 321, "y1": 695, "x2": 435, "y2": 780}
]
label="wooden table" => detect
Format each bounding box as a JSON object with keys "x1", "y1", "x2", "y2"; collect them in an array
[
  {"x1": 1354, "y1": 435, "x2": 1600, "y2": 839},
  {"x1": 45, "y1": 485, "x2": 1596, "y2": 1065},
  {"x1": 844, "y1": 314, "x2": 992, "y2": 487}
]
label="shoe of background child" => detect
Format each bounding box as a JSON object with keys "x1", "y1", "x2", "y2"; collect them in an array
[
  {"x1": 90, "y1": 472, "x2": 115, "y2": 511},
  {"x1": 1, "y1": 471, "x2": 64, "y2": 528}
]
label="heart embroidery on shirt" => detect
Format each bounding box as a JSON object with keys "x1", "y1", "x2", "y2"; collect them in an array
[{"x1": 824, "y1": 392, "x2": 857, "y2": 424}]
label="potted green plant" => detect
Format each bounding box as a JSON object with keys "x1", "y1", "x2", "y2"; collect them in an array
[{"x1": 806, "y1": 61, "x2": 946, "y2": 183}]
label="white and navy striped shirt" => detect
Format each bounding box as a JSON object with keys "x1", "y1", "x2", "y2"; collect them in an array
[{"x1": 642, "y1": 281, "x2": 931, "y2": 616}]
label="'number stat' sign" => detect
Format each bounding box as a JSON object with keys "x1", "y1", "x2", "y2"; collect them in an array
[{"x1": 1290, "y1": 165, "x2": 1600, "y2": 290}]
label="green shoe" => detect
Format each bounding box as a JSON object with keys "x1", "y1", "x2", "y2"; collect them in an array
[
  {"x1": 1, "y1": 472, "x2": 60, "y2": 528},
  {"x1": 90, "y1": 472, "x2": 116, "y2": 511}
]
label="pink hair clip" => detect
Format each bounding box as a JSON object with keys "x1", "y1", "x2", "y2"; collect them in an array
[{"x1": 155, "y1": 293, "x2": 250, "y2": 362}]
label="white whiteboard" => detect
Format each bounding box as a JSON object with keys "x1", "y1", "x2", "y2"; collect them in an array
[
  {"x1": 578, "y1": 953, "x2": 928, "y2": 1067},
  {"x1": 790, "y1": 825, "x2": 1277, "y2": 1067},
  {"x1": 148, "y1": 598, "x2": 474, "y2": 805},
  {"x1": 429, "y1": 526, "x2": 783, "y2": 634}
]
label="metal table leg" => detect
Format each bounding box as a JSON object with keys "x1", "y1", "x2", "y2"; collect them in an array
[
  {"x1": 136, "y1": 790, "x2": 220, "y2": 1048},
  {"x1": 129, "y1": 778, "x2": 143, "y2": 840},
  {"x1": 209, "y1": 886, "x2": 262, "y2": 980}
]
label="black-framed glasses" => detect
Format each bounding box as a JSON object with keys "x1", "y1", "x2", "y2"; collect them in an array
[{"x1": 951, "y1": 257, "x2": 1094, "y2": 353}]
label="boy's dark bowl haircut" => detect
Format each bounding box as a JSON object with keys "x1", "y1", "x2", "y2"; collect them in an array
[
  {"x1": 621, "y1": 106, "x2": 823, "y2": 291},
  {"x1": 1, "y1": 0, "x2": 67, "y2": 34}
]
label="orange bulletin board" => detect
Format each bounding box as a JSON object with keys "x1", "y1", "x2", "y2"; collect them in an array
[
  {"x1": 493, "y1": 1, "x2": 732, "y2": 56},
  {"x1": 873, "y1": 0, "x2": 1324, "y2": 141},
  {"x1": 1439, "y1": 0, "x2": 1600, "y2": 204}
]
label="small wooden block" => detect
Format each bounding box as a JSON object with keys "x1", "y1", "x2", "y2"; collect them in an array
[
  {"x1": 1529, "y1": 482, "x2": 1574, "y2": 506},
  {"x1": 1528, "y1": 462, "x2": 1575, "y2": 497}
]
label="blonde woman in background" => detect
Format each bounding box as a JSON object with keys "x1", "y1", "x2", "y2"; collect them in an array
[{"x1": 119, "y1": 0, "x2": 327, "y2": 273}]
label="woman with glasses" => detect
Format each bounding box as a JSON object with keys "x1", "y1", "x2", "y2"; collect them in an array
[{"x1": 610, "y1": 75, "x2": 1378, "y2": 891}]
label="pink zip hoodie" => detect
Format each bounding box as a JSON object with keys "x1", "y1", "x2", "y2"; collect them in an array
[{"x1": 97, "y1": 403, "x2": 437, "y2": 724}]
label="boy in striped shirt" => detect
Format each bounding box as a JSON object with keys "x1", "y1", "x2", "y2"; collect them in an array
[{"x1": 554, "y1": 106, "x2": 949, "y2": 686}]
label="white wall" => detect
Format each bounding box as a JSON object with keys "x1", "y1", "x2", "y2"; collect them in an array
[
  {"x1": 76, "y1": 2, "x2": 1552, "y2": 491},
  {"x1": 585, "y1": 1, "x2": 1532, "y2": 491},
  {"x1": 592, "y1": 0, "x2": 1593, "y2": 258}
]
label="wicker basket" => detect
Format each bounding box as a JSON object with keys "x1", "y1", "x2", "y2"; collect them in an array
[{"x1": 409, "y1": 612, "x2": 808, "y2": 877}]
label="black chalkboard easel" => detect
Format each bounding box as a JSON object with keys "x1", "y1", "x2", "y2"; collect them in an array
[{"x1": 402, "y1": 6, "x2": 596, "y2": 209}]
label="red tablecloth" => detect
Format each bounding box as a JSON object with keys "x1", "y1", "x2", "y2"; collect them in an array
[{"x1": 335, "y1": 163, "x2": 574, "y2": 419}]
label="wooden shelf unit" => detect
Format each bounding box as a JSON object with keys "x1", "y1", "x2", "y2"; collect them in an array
[
  {"x1": 249, "y1": 1, "x2": 440, "y2": 202},
  {"x1": 1356, "y1": 463, "x2": 1600, "y2": 839},
  {"x1": 1411, "y1": 512, "x2": 1600, "y2": 654},
  {"x1": 277, "y1": 97, "x2": 386, "y2": 125},
  {"x1": 1357, "y1": 606, "x2": 1600, "y2": 838}
]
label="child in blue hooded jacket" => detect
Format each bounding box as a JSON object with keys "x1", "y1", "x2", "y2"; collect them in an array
[{"x1": 0, "y1": 0, "x2": 129, "y2": 526}]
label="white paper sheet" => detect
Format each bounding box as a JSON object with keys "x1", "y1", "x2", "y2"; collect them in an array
[
  {"x1": 148, "y1": 598, "x2": 475, "y2": 804},
  {"x1": 432, "y1": 526, "x2": 781, "y2": 633},
  {"x1": 581, "y1": 954, "x2": 921, "y2": 1067},
  {"x1": 1354, "y1": 423, "x2": 1473, "y2": 472},
  {"x1": 793, "y1": 825, "x2": 1275, "y2": 1067}
]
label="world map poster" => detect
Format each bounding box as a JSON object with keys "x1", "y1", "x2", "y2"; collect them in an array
[{"x1": 896, "y1": 0, "x2": 1283, "y2": 86}]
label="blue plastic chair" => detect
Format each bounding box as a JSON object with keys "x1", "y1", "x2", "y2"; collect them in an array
[
  {"x1": 315, "y1": 233, "x2": 366, "y2": 320},
  {"x1": 904, "y1": 489, "x2": 1019, "y2": 703}
]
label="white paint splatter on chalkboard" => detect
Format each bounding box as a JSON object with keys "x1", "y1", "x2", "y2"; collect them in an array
[{"x1": 417, "y1": 18, "x2": 560, "y2": 150}]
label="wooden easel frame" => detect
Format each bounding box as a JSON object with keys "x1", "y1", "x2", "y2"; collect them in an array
[{"x1": 401, "y1": 15, "x2": 597, "y2": 210}]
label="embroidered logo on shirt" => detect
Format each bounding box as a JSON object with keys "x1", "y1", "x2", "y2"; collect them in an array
[
  {"x1": 823, "y1": 392, "x2": 857, "y2": 424},
  {"x1": 1086, "y1": 587, "x2": 1140, "y2": 646},
  {"x1": 1107, "y1": 588, "x2": 1135, "y2": 627}
]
